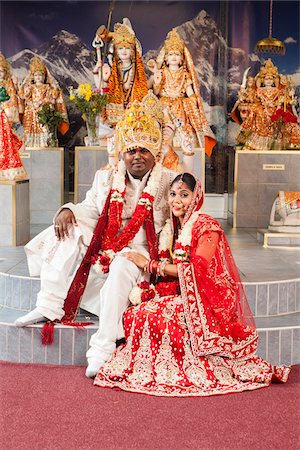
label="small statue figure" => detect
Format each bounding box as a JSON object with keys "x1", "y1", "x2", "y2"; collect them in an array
[
  {"x1": 231, "y1": 68, "x2": 258, "y2": 123},
  {"x1": 0, "y1": 87, "x2": 27, "y2": 180},
  {"x1": 147, "y1": 28, "x2": 216, "y2": 157},
  {"x1": 19, "y1": 56, "x2": 68, "y2": 147},
  {"x1": 0, "y1": 52, "x2": 21, "y2": 126},
  {"x1": 269, "y1": 192, "x2": 300, "y2": 233},
  {"x1": 236, "y1": 59, "x2": 300, "y2": 150},
  {"x1": 93, "y1": 18, "x2": 148, "y2": 128}
]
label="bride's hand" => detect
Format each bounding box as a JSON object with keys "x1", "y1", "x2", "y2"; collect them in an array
[{"x1": 122, "y1": 252, "x2": 148, "y2": 270}]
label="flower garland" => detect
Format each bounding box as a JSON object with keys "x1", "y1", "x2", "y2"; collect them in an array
[
  {"x1": 158, "y1": 211, "x2": 201, "y2": 264},
  {"x1": 129, "y1": 211, "x2": 201, "y2": 305},
  {"x1": 129, "y1": 280, "x2": 180, "y2": 306},
  {"x1": 92, "y1": 160, "x2": 162, "y2": 274}
]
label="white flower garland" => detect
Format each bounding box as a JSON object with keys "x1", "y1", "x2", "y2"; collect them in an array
[{"x1": 159, "y1": 211, "x2": 201, "y2": 261}]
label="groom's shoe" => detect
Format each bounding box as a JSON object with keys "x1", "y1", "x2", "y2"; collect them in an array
[
  {"x1": 85, "y1": 358, "x2": 106, "y2": 379},
  {"x1": 14, "y1": 308, "x2": 47, "y2": 327}
]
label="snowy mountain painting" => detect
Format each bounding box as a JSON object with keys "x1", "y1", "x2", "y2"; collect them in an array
[{"x1": 7, "y1": 9, "x2": 299, "y2": 145}]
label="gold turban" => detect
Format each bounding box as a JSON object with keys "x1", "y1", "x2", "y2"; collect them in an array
[
  {"x1": 115, "y1": 92, "x2": 163, "y2": 157},
  {"x1": 164, "y1": 29, "x2": 184, "y2": 54},
  {"x1": 258, "y1": 59, "x2": 279, "y2": 80},
  {"x1": 29, "y1": 56, "x2": 47, "y2": 75},
  {"x1": 0, "y1": 52, "x2": 11, "y2": 74},
  {"x1": 113, "y1": 20, "x2": 136, "y2": 48}
]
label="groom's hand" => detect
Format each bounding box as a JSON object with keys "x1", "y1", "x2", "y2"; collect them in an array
[{"x1": 54, "y1": 208, "x2": 77, "y2": 241}]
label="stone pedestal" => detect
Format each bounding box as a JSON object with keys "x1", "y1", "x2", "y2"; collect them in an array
[
  {"x1": 0, "y1": 179, "x2": 30, "y2": 246},
  {"x1": 228, "y1": 149, "x2": 300, "y2": 228},
  {"x1": 74, "y1": 146, "x2": 205, "y2": 204},
  {"x1": 21, "y1": 147, "x2": 64, "y2": 225}
]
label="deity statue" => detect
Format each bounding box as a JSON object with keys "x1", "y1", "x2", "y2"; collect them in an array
[
  {"x1": 231, "y1": 68, "x2": 259, "y2": 124},
  {"x1": 269, "y1": 192, "x2": 300, "y2": 233},
  {"x1": 93, "y1": 18, "x2": 148, "y2": 129},
  {"x1": 0, "y1": 52, "x2": 21, "y2": 126},
  {"x1": 0, "y1": 87, "x2": 27, "y2": 181},
  {"x1": 147, "y1": 29, "x2": 216, "y2": 157},
  {"x1": 236, "y1": 59, "x2": 300, "y2": 150},
  {"x1": 19, "y1": 56, "x2": 68, "y2": 147}
]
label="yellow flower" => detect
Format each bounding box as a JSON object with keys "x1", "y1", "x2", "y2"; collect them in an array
[
  {"x1": 69, "y1": 95, "x2": 75, "y2": 101},
  {"x1": 92, "y1": 108, "x2": 97, "y2": 112},
  {"x1": 85, "y1": 92, "x2": 92, "y2": 101}
]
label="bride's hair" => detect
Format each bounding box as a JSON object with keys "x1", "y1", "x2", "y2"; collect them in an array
[{"x1": 171, "y1": 173, "x2": 196, "y2": 191}]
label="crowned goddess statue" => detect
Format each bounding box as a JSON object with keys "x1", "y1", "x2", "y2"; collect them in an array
[
  {"x1": 0, "y1": 52, "x2": 21, "y2": 126},
  {"x1": 19, "y1": 56, "x2": 68, "y2": 148},
  {"x1": 147, "y1": 29, "x2": 216, "y2": 158},
  {"x1": 236, "y1": 59, "x2": 300, "y2": 150}
]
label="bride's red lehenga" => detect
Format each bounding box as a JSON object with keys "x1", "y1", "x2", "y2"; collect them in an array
[
  {"x1": 0, "y1": 110, "x2": 27, "y2": 180},
  {"x1": 94, "y1": 180, "x2": 290, "y2": 396}
]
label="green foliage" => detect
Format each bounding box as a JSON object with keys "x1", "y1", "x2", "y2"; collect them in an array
[
  {"x1": 0, "y1": 86, "x2": 10, "y2": 103},
  {"x1": 37, "y1": 103, "x2": 64, "y2": 128}
]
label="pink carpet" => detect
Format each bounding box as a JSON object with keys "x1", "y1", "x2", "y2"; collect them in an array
[{"x1": 1, "y1": 361, "x2": 299, "y2": 450}]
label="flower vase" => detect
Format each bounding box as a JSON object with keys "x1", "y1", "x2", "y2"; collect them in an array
[
  {"x1": 86, "y1": 115, "x2": 99, "y2": 146},
  {"x1": 47, "y1": 127, "x2": 58, "y2": 147}
]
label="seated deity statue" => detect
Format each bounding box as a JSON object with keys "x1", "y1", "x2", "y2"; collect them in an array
[
  {"x1": 93, "y1": 18, "x2": 148, "y2": 129},
  {"x1": 147, "y1": 28, "x2": 216, "y2": 158},
  {"x1": 19, "y1": 56, "x2": 68, "y2": 147},
  {"x1": 0, "y1": 86, "x2": 27, "y2": 180},
  {"x1": 269, "y1": 192, "x2": 300, "y2": 233},
  {"x1": 0, "y1": 52, "x2": 21, "y2": 126},
  {"x1": 236, "y1": 59, "x2": 300, "y2": 151}
]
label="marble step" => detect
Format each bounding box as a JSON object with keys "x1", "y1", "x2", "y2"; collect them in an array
[
  {"x1": 1, "y1": 271, "x2": 299, "y2": 318},
  {"x1": 0, "y1": 307, "x2": 299, "y2": 367}
]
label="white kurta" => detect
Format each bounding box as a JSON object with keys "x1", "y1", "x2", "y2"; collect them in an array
[{"x1": 25, "y1": 165, "x2": 175, "y2": 361}]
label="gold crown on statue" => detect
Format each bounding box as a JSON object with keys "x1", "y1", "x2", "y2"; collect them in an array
[
  {"x1": 164, "y1": 29, "x2": 184, "y2": 54},
  {"x1": 0, "y1": 52, "x2": 10, "y2": 73},
  {"x1": 113, "y1": 22, "x2": 136, "y2": 47},
  {"x1": 115, "y1": 94, "x2": 163, "y2": 156},
  {"x1": 29, "y1": 56, "x2": 47, "y2": 75},
  {"x1": 258, "y1": 59, "x2": 279, "y2": 79}
]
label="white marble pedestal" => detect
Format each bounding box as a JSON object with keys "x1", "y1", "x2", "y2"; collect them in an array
[
  {"x1": 0, "y1": 179, "x2": 30, "y2": 246},
  {"x1": 21, "y1": 147, "x2": 64, "y2": 225}
]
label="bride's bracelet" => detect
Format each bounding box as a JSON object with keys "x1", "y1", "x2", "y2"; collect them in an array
[{"x1": 143, "y1": 260, "x2": 167, "y2": 277}]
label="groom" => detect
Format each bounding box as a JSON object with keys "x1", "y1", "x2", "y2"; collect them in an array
[{"x1": 16, "y1": 98, "x2": 176, "y2": 377}]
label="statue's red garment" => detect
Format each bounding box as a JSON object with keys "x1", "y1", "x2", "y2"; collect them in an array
[{"x1": 0, "y1": 110, "x2": 27, "y2": 180}]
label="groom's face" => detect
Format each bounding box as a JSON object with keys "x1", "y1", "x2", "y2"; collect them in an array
[{"x1": 123, "y1": 147, "x2": 155, "y2": 179}]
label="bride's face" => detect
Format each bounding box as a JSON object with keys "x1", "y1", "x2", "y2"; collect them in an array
[{"x1": 169, "y1": 181, "x2": 193, "y2": 219}]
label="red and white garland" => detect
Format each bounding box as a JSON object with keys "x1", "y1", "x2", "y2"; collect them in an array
[
  {"x1": 129, "y1": 210, "x2": 201, "y2": 305},
  {"x1": 92, "y1": 160, "x2": 162, "y2": 274},
  {"x1": 158, "y1": 211, "x2": 201, "y2": 264}
]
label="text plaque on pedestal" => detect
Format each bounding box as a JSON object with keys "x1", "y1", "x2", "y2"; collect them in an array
[
  {"x1": 228, "y1": 149, "x2": 300, "y2": 228},
  {"x1": 0, "y1": 179, "x2": 30, "y2": 246},
  {"x1": 74, "y1": 146, "x2": 205, "y2": 204},
  {"x1": 21, "y1": 147, "x2": 64, "y2": 225}
]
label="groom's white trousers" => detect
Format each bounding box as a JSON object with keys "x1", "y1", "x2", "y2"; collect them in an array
[{"x1": 27, "y1": 229, "x2": 147, "y2": 362}]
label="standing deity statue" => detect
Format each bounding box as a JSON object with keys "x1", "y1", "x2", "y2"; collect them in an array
[
  {"x1": 231, "y1": 69, "x2": 259, "y2": 124},
  {"x1": 147, "y1": 29, "x2": 216, "y2": 158},
  {"x1": 93, "y1": 18, "x2": 148, "y2": 128},
  {"x1": 0, "y1": 52, "x2": 21, "y2": 126},
  {"x1": 19, "y1": 56, "x2": 68, "y2": 147},
  {"x1": 236, "y1": 59, "x2": 300, "y2": 150}
]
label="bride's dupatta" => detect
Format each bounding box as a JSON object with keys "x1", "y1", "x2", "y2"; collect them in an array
[{"x1": 174, "y1": 181, "x2": 258, "y2": 360}]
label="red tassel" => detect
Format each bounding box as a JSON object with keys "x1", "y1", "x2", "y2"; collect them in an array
[{"x1": 41, "y1": 322, "x2": 55, "y2": 345}]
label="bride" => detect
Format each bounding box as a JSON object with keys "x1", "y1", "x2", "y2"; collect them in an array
[{"x1": 94, "y1": 173, "x2": 290, "y2": 396}]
